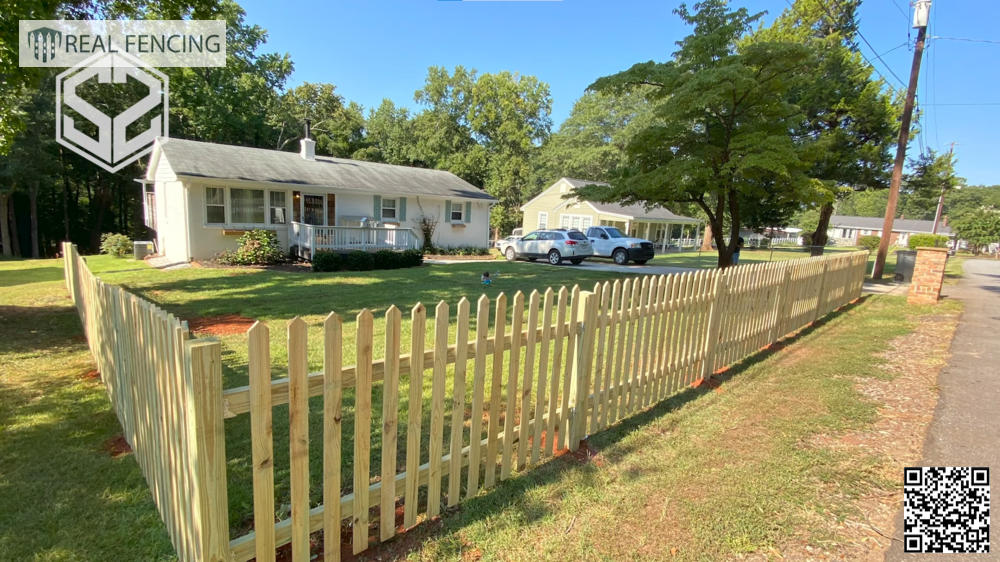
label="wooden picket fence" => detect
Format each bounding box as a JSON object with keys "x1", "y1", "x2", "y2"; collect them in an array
[
  {"x1": 63, "y1": 243, "x2": 867, "y2": 562},
  {"x1": 62, "y1": 242, "x2": 228, "y2": 561}
]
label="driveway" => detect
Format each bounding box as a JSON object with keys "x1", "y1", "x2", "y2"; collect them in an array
[{"x1": 426, "y1": 257, "x2": 696, "y2": 275}]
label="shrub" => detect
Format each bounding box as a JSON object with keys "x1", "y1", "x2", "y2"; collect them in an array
[
  {"x1": 431, "y1": 246, "x2": 490, "y2": 256},
  {"x1": 99, "y1": 233, "x2": 132, "y2": 258},
  {"x1": 908, "y1": 233, "x2": 949, "y2": 250},
  {"x1": 858, "y1": 235, "x2": 881, "y2": 252},
  {"x1": 373, "y1": 249, "x2": 400, "y2": 270},
  {"x1": 219, "y1": 229, "x2": 284, "y2": 265},
  {"x1": 312, "y1": 250, "x2": 341, "y2": 272},
  {"x1": 401, "y1": 249, "x2": 424, "y2": 267},
  {"x1": 343, "y1": 250, "x2": 374, "y2": 271}
]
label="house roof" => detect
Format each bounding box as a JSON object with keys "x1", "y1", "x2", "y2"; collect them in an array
[
  {"x1": 147, "y1": 137, "x2": 496, "y2": 201},
  {"x1": 830, "y1": 215, "x2": 953, "y2": 235},
  {"x1": 560, "y1": 178, "x2": 701, "y2": 224}
]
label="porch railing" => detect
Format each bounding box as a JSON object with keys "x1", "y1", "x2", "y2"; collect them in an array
[{"x1": 291, "y1": 222, "x2": 419, "y2": 258}]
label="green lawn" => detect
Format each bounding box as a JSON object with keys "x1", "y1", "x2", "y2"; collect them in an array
[
  {"x1": 647, "y1": 246, "x2": 901, "y2": 278},
  {"x1": 0, "y1": 258, "x2": 176, "y2": 560},
  {"x1": 2, "y1": 251, "x2": 947, "y2": 559}
]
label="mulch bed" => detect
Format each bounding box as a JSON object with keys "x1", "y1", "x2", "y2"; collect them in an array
[{"x1": 188, "y1": 314, "x2": 257, "y2": 336}]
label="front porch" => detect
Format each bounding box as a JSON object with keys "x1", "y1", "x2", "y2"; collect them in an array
[{"x1": 291, "y1": 221, "x2": 419, "y2": 259}]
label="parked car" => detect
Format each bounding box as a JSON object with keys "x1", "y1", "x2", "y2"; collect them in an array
[
  {"x1": 585, "y1": 226, "x2": 655, "y2": 265},
  {"x1": 504, "y1": 229, "x2": 593, "y2": 265},
  {"x1": 494, "y1": 234, "x2": 522, "y2": 252}
]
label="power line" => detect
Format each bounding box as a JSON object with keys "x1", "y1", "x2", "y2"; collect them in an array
[
  {"x1": 813, "y1": 0, "x2": 909, "y2": 87},
  {"x1": 921, "y1": 102, "x2": 1000, "y2": 106},
  {"x1": 930, "y1": 36, "x2": 1000, "y2": 46},
  {"x1": 890, "y1": 0, "x2": 911, "y2": 23}
]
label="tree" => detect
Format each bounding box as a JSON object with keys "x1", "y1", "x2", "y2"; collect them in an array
[
  {"x1": 755, "y1": 0, "x2": 900, "y2": 255},
  {"x1": 898, "y1": 149, "x2": 963, "y2": 220},
  {"x1": 583, "y1": 0, "x2": 817, "y2": 267},
  {"x1": 352, "y1": 99, "x2": 418, "y2": 165},
  {"x1": 270, "y1": 83, "x2": 365, "y2": 157},
  {"x1": 951, "y1": 207, "x2": 1000, "y2": 254}
]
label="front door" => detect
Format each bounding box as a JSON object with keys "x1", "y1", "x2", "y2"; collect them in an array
[{"x1": 303, "y1": 194, "x2": 324, "y2": 226}]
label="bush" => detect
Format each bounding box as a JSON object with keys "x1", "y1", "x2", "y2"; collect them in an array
[
  {"x1": 372, "y1": 250, "x2": 401, "y2": 270},
  {"x1": 343, "y1": 250, "x2": 374, "y2": 271},
  {"x1": 219, "y1": 229, "x2": 285, "y2": 265},
  {"x1": 99, "y1": 233, "x2": 132, "y2": 258},
  {"x1": 858, "y1": 235, "x2": 881, "y2": 252},
  {"x1": 430, "y1": 246, "x2": 490, "y2": 256},
  {"x1": 908, "y1": 233, "x2": 949, "y2": 250},
  {"x1": 312, "y1": 250, "x2": 341, "y2": 272},
  {"x1": 400, "y1": 249, "x2": 424, "y2": 267}
]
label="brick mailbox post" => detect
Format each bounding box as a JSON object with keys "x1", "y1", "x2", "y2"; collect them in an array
[{"x1": 907, "y1": 247, "x2": 949, "y2": 305}]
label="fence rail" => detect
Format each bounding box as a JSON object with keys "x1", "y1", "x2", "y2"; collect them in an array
[
  {"x1": 63, "y1": 243, "x2": 867, "y2": 561},
  {"x1": 291, "y1": 222, "x2": 418, "y2": 259}
]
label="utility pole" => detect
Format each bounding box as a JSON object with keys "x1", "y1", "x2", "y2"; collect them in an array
[
  {"x1": 872, "y1": 0, "x2": 932, "y2": 279},
  {"x1": 931, "y1": 142, "x2": 957, "y2": 234}
]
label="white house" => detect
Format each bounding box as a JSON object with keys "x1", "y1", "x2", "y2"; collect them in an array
[
  {"x1": 140, "y1": 137, "x2": 495, "y2": 263},
  {"x1": 827, "y1": 215, "x2": 954, "y2": 247},
  {"x1": 519, "y1": 178, "x2": 702, "y2": 251}
]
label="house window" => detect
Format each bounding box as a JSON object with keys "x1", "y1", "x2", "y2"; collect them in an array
[
  {"x1": 231, "y1": 188, "x2": 266, "y2": 224},
  {"x1": 381, "y1": 198, "x2": 397, "y2": 220},
  {"x1": 560, "y1": 214, "x2": 591, "y2": 230},
  {"x1": 538, "y1": 212, "x2": 548, "y2": 229},
  {"x1": 206, "y1": 187, "x2": 225, "y2": 224},
  {"x1": 450, "y1": 201, "x2": 464, "y2": 222},
  {"x1": 269, "y1": 191, "x2": 287, "y2": 224}
]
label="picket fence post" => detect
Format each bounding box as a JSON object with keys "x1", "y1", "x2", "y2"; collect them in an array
[
  {"x1": 813, "y1": 259, "x2": 830, "y2": 322},
  {"x1": 568, "y1": 290, "x2": 597, "y2": 451},
  {"x1": 700, "y1": 273, "x2": 726, "y2": 381},
  {"x1": 187, "y1": 339, "x2": 231, "y2": 562}
]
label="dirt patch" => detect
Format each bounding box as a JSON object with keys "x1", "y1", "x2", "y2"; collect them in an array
[
  {"x1": 103, "y1": 435, "x2": 132, "y2": 458},
  {"x1": 193, "y1": 260, "x2": 312, "y2": 273},
  {"x1": 777, "y1": 311, "x2": 960, "y2": 561},
  {"x1": 79, "y1": 369, "x2": 100, "y2": 381},
  {"x1": 188, "y1": 314, "x2": 256, "y2": 336}
]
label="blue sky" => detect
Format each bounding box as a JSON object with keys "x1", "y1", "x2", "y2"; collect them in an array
[{"x1": 239, "y1": 0, "x2": 999, "y2": 185}]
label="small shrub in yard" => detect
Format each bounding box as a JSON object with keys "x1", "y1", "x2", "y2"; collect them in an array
[
  {"x1": 430, "y1": 246, "x2": 490, "y2": 256},
  {"x1": 858, "y1": 235, "x2": 882, "y2": 252},
  {"x1": 219, "y1": 229, "x2": 284, "y2": 265},
  {"x1": 373, "y1": 250, "x2": 400, "y2": 269},
  {"x1": 99, "y1": 233, "x2": 132, "y2": 257},
  {"x1": 401, "y1": 249, "x2": 423, "y2": 267},
  {"x1": 343, "y1": 250, "x2": 374, "y2": 271},
  {"x1": 312, "y1": 251, "x2": 341, "y2": 272},
  {"x1": 908, "y1": 233, "x2": 949, "y2": 250}
]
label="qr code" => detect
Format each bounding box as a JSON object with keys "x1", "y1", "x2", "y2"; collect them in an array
[{"x1": 904, "y1": 466, "x2": 990, "y2": 553}]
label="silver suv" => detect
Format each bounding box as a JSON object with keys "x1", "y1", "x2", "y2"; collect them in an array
[{"x1": 504, "y1": 229, "x2": 594, "y2": 265}]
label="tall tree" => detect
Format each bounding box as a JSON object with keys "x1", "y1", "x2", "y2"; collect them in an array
[
  {"x1": 951, "y1": 206, "x2": 1000, "y2": 254},
  {"x1": 352, "y1": 99, "x2": 418, "y2": 165},
  {"x1": 756, "y1": 0, "x2": 899, "y2": 254},
  {"x1": 270, "y1": 83, "x2": 365, "y2": 157},
  {"x1": 899, "y1": 149, "x2": 963, "y2": 220},
  {"x1": 584, "y1": 0, "x2": 817, "y2": 267}
]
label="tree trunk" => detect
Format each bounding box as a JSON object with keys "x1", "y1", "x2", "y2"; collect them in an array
[
  {"x1": 29, "y1": 181, "x2": 39, "y2": 258},
  {"x1": 700, "y1": 223, "x2": 714, "y2": 251},
  {"x1": 0, "y1": 193, "x2": 11, "y2": 257},
  {"x1": 809, "y1": 202, "x2": 835, "y2": 256},
  {"x1": 8, "y1": 196, "x2": 21, "y2": 256}
]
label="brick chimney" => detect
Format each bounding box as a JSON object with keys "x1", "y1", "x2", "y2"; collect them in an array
[{"x1": 300, "y1": 119, "x2": 316, "y2": 161}]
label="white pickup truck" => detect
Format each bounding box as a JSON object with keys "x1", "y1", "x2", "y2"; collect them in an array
[{"x1": 584, "y1": 226, "x2": 656, "y2": 265}]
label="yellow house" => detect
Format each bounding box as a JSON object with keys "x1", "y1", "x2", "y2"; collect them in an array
[{"x1": 520, "y1": 178, "x2": 703, "y2": 251}]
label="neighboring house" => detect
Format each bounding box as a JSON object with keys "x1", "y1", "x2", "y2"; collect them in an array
[
  {"x1": 827, "y1": 215, "x2": 955, "y2": 247},
  {"x1": 141, "y1": 137, "x2": 495, "y2": 263},
  {"x1": 520, "y1": 178, "x2": 702, "y2": 251}
]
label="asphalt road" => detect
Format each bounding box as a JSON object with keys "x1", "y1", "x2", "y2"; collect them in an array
[{"x1": 885, "y1": 258, "x2": 1000, "y2": 560}]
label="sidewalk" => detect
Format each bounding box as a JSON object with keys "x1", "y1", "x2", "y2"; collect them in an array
[{"x1": 884, "y1": 259, "x2": 1000, "y2": 560}]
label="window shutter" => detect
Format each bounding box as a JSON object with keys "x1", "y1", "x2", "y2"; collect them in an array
[
  {"x1": 445, "y1": 200, "x2": 452, "y2": 223},
  {"x1": 399, "y1": 197, "x2": 407, "y2": 222},
  {"x1": 373, "y1": 195, "x2": 381, "y2": 219},
  {"x1": 465, "y1": 202, "x2": 472, "y2": 223}
]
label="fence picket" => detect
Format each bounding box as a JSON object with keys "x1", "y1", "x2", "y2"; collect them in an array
[
  {"x1": 467, "y1": 295, "x2": 490, "y2": 498},
  {"x1": 427, "y1": 302, "x2": 449, "y2": 517},
  {"x1": 532, "y1": 289, "x2": 554, "y2": 464},
  {"x1": 548, "y1": 287, "x2": 568, "y2": 454},
  {"x1": 380, "y1": 306, "x2": 401, "y2": 541},
  {"x1": 502, "y1": 292, "x2": 523, "y2": 479},
  {"x1": 322, "y1": 313, "x2": 343, "y2": 562},
  {"x1": 352, "y1": 310, "x2": 374, "y2": 554},
  {"x1": 517, "y1": 291, "x2": 538, "y2": 470},
  {"x1": 248, "y1": 322, "x2": 275, "y2": 562},
  {"x1": 288, "y1": 318, "x2": 310, "y2": 562},
  {"x1": 448, "y1": 298, "x2": 470, "y2": 506},
  {"x1": 403, "y1": 303, "x2": 425, "y2": 527},
  {"x1": 485, "y1": 293, "x2": 507, "y2": 487}
]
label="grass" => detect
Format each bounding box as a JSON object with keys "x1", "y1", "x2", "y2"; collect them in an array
[
  {"x1": 2, "y1": 249, "x2": 946, "y2": 559},
  {"x1": 647, "y1": 246, "x2": 863, "y2": 269},
  {"x1": 0, "y1": 259, "x2": 176, "y2": 560},
  {"x1": 393, "y1": 294, "x2": 959, "y2": 560}
]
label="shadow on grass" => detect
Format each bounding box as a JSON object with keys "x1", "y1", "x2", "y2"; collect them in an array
[
  {"x1": 0, "y1": 265, "x2": 64, "y2": 288},
  {"x1": 340, "y1": 297, "x2": 869, "y2": 560}
]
